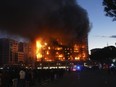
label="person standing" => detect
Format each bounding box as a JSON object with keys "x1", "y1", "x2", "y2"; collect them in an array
[
  {"x1": 0, "y1": 71, "x2": 2, "y2": 87},
  {"x1": 18, "y1": 69, "x2": 26, "y2": 87},
  {"x1": 12, "y1": 69, "x2": 18, "y2": 87}
]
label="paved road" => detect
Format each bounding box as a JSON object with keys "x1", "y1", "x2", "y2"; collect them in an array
[{"x1": 36, "y1": 70, "x2": 116, "y2": 87}]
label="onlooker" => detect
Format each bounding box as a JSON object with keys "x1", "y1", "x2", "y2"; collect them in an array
[
  {"x1": 0, "y1": 71, "x2": 2, "y2": 87},
  {"x1": 18, "y1": 69, "x2": 26, "y2": 87},
  {"x1": 12, "y1": 70, "x2": 18, "y2": 87}
]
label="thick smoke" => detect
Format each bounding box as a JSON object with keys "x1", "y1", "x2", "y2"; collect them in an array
[{"x1": 0, "y1": 0, "x2": 90, "y2": 44}]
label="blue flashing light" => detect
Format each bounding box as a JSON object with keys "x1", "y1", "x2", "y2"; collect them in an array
[{"x1": 77, "y1": 66, "x2": 81, "y2": 70}]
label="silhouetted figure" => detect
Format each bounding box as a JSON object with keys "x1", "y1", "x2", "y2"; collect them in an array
[
  {"x1": 0, "y1": 71, "x2": 2, "y2": 87},
  {"x1": 12, "y1": 69, "x2": 19, "y2": 87},
  {"x1": 18, "y1": 69, "x2": 26, "y2": 87}
]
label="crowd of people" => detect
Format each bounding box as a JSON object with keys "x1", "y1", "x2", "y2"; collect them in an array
[{"x1": 0, "y1": 66, "x2": 65, "y2": 87}]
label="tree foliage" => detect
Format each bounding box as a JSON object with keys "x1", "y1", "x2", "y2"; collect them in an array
[
  {"x1": 90, "y1": 46, "x2": 116, "y2": 63},
  {"x1": 103, "y1": 0, "x2": 116, "y2": 21}
]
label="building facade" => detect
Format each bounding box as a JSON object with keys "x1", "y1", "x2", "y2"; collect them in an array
[
  {"x1": 0, "y1": 38, "x2": 33, "y2": 66},
  {"x1": 0, "y1": 38, "x2": 18, "y2": 66}
]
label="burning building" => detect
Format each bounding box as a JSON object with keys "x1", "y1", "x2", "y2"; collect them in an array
[
  {"x1": 35, "y1": 36, "x2": 88, "y2": 62},
  {"x1": 0, "y1": 0, "x2": 90, "y2": 63}
]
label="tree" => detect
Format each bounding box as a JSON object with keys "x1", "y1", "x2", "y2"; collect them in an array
[
  {"x1": 90, "y1": 49, "x2": 105, "y2": 62},
  {"x1": 90, "y1": 46, "x2": 116, "y2": 63},
  {"x1": 103, "y1": 0, "x2": 116, "y2": 21}
]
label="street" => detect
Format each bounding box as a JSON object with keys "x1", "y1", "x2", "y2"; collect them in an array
[{"x1": 36, "y1": 69, "x2": 116, "y2": 87}]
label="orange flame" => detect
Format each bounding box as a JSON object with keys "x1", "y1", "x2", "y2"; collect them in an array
[{"x1": 36, "y1": 40, "x2": 42, "y2": 61}]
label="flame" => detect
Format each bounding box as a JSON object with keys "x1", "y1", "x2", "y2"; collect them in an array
[
  {"x1": 36, "y1": 40, "x2": 43, "y2": 61},
  {"x1": 44, "y1": 42, "x2": 47, "y2": 46},
  {"x1": 35, "y1": 38, "x2": 87, "y2": 62},
  {"x1": 75, "y1": 57, "x2": 80, "y2": 60},
  {"x1": 46, "y1": 51, "x2": 49, "y2": 55},
  {"x1": 58, "y1": 54, "x2": 63, "y2": 58},
  {"x1": 48, "y1": 46, "x2": 51, "y2": 50}
]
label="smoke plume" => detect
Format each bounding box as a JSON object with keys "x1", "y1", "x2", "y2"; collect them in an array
[{"x1": 0, "y1": 0, "x2": 90, "y2": 44}]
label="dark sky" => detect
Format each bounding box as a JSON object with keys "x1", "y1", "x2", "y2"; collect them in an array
[{"x1": 0, "y1": 0, "x2": 90, "y2": 44}]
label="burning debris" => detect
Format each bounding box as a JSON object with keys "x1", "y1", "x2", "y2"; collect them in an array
[{"x1": 0, "y1": 0, "x2": 90, "y2": 45}]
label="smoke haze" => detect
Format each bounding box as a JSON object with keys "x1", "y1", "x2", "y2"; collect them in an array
[{"x1": 0, "y1": 0, "x2": 90, "y2": 44}]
